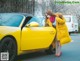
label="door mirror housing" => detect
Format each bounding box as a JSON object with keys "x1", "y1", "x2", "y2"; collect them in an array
[{"x1": 26, "y1": 22, "x2": 39, "y2": 27}]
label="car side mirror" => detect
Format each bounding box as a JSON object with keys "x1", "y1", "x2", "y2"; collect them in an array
[{"x1": 26, "y1": 22, "x2": 39, "y2": 27}]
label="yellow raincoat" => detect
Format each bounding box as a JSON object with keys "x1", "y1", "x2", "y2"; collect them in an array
[
  {"x1": 45, "y1": 17, "x2": 71, "y2": 45},
  {"x1": 56, "y1": 17, "x2": 71, "y2": 45},
  {"x1": 45, "y1": 18, "x2": 53, "y2": 27}
]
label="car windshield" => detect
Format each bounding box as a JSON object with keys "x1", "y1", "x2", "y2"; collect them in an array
[
  {"x1": 27, "y1": 16, "x2": 45, "y2": 26},
  {"x1": 0, "y1": 14, "x2": 24, "y2": 27}
]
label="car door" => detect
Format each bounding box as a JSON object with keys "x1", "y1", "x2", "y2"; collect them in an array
[
  {"x1": 21, "y1": 17, "x2": 56, "y2": 50},
  {"x1": 73, "y1": 16, "x2": 78, "y2": 32}
]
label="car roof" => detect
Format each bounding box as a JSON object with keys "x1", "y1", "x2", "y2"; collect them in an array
[{"x1": 0, "y1": 13, "x2": 33, "y2": 17}]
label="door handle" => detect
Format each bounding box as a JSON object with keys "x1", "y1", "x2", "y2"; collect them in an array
[{"x1": 50, "y1": 31, "x2": 54, "y2": 34}]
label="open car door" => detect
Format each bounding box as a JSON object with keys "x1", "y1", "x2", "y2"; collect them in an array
[{"x1": 21, "y1": 17, "x2": 56, "y2": 50}]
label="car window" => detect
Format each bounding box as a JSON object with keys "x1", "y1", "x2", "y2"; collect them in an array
[
  {"x1": 73, "y1": 16, "x2": 78, "y2": 23},
  {"x1": 0, "y1": 14, "x2": 24, "y2": 27},
  {"x1": 64, "y1": 17, "x2": 71, "y2": 22},
  {"x1": 27, "y1": 17, "x2": 45, "y2": 27}
]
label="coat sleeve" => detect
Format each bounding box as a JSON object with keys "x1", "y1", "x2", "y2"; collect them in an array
[
  {"x1": 46, "y1": 18, "x2": 53, "y2": 27},
  {"x1": 56, "y1": 17, "x2": 65, "y2": 24}
]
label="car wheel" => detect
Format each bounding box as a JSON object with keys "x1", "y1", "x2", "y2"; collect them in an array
[
  {"x1": 0, "y1": 37, "x2": 17, "y2": 61},
  {"x1": 45, "y1": 45, "x2": 56, "y2": 54}
]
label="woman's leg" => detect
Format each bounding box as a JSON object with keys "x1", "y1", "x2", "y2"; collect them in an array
[
  {"x1": 52, "y1": 25, "x2": 62, "y2": 56},
  {"x1": 55, "y1": 41, "x2": 62, "y2": 57}
]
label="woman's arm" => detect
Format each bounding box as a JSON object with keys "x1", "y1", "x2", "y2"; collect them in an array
[
  {"x1": 56, "y1": 17, "x2": 65, "y2": 24},
  {"x1": 46, "y1": 18, "x2": 53, "y2": 27}
]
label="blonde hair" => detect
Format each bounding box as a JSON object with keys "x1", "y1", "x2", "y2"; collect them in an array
[{"x1": 55, "y1": 13, "x2": 63, "y2": 19}]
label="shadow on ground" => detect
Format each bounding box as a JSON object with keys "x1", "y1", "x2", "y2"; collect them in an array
[{"x1": 16, "y1": 51, "x2": 52, "y2": 61}]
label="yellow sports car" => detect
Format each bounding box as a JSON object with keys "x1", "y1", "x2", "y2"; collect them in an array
[{"x1": 0, "y1": 13, "x2": 56, "y2": 61}]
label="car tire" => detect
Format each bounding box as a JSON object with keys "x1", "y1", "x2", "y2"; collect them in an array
[
  {"x1": 45, "y1": 45, "x2": 56, "y2": 54},
  {"x1": 0, "y1": 37, "x2": 17, "y2": 61}
]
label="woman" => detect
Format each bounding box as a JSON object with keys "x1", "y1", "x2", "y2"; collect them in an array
[
  {"x1": 45, "y1": 10, "x2": 56, "y2": 27},
  {"x1": 55, "y1": 13, "x2": 71, "y2": 56},
  {"x1": 45, "y1": 10, "x2": 61, "y2": 56},
  {"x1": 45, "y1": 10, "x2": 71, "y2": 56}
]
